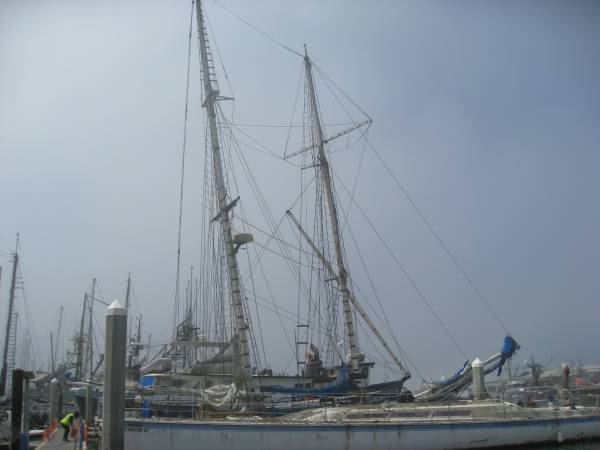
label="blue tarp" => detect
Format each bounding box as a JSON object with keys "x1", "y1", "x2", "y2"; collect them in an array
[
  {"x1": 138, "y1": 375, "x2": 156, "y2": 388},
  {"x1": 141, "y1": 400, "x2": 151, "y2": 418},
  {"x1": 496, "y1": 335, "x2": 519, "y2": 376}
]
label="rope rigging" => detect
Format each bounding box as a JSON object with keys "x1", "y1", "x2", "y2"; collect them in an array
[
  {"x1": 311, "y1": 58, "x2": 512, "y2": 339},
  {"x1": 170, "y1": 0, "x2": 513, "y2": 386},
  {"x1": 209, "y1": 0, "x2": 304, "y2": 59},
  {"x1": 172, "y1": 0, "x2": 195, "y2": 340},
  {"x1": 365, "y1": 138, "x2": 512, "y2": 337},
  {"x1": 331, "y1": 167, "x2": 469, "y2": 361}
]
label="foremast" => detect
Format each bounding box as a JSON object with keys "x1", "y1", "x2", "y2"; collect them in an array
[
  {"x1": 304, "y1": 52, "x2": 361, "y2": 372},
  {"x1": 195, "y1": 1, "x2": 252, "y2": 385}
]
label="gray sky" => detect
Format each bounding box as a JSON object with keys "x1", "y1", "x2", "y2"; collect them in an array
[{"x1": 1, "y1": 0, "x2": 599, "y2": 386}]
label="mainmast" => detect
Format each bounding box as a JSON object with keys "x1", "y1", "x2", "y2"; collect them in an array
[
  {"x1": 304, "y1": 52, "x2": 360, "y2": 371},
  {"x1": 0, "y1": 235, "x2": 19, "y2": 397},
  {"x1": 195, "y1": 1, "x2": 252, "y2": 384}
]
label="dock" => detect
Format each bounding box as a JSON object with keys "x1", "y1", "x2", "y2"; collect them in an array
[{"x1": 34, "y1": 430, "x2": 80, "y2": 450}]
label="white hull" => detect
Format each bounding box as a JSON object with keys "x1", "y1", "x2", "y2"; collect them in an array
[{"x1": 125, "y1": 411, "x2": 600, "y2": 450}]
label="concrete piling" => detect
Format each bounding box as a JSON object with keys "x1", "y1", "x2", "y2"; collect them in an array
[
  {"x1": 560, "y1": 363, "x2": 570, "y2": 390},
  {"x1": 9, "y1": 370, "x2": 34, "y2": 450},
  {"x1": 102, "y1": 300, "x2": 127, "y2": 450},
  {"x1": 472, "y1": 358, "x2": 486, "y2": 400},
  {"x1": 58, "y1": 385, "x2": 63, "y2": 419},
  {"x1": 49, "y1": 378, "x2": 60, "y2": 421},
  {"x1": 10, "y1": 369, "x2": 23, "y2": 450},
  {"x1": 559, "y1": 363, "x2": 570, "y2": 404},
  {"x1": 85, "y1": 384, "x2": 92, "y2": 427},
  {"x1": 23, "y1": 378, "x2": 30, "y2": 439}
]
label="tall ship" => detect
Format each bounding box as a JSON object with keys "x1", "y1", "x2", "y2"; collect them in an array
[
  {"x1": 125, "y1": 1, "x2": 600, "y2": 448},
  {"x1": 134, "y1": 0, "x2": 423, "y2": 408}
]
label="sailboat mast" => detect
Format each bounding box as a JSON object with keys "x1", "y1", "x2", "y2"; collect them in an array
[
  {"x1": 0, "y1": 235, "x2": 19, "y2": 396},
  {"x1": 195, "y1": 1, "x2": 251, "y2": 382},
  {"x1": 75, "y1": 293, "x2": 87, "y2": 380},
  {"x1": 125, "y1": 272, "x2": 131, "y2": 313},
  {"x1": 50, "y1": 332, "x2": 55, "y2": 373},
  {"x1": 125, "y1": 273, "x2": 132, "y2": 365},
  {"x1": 54, "y1": 305, "x2": 64, "y2": 368},
  {"x1": 87, "y1": 278, "x2": 96, "y2": 380},
  {"x1": 304, "y1": 53, "x2": 360, "y2": 371}
]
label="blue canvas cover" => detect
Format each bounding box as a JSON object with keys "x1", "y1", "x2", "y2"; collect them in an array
[
  {"x1": 496, "y1": 335, "x2": 519, "y2": 375},
  {"x1": 138, "y1": 375, "x2": 156, "y2": 388}
]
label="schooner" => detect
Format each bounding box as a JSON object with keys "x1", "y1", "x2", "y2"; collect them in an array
[{"x1": 125, "y1": 1, "x2": 600, "y2": 449}]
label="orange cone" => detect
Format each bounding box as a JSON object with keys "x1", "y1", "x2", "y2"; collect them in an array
[{"x1": 81, "y1": 421, "x2": 89, "y2": 449}]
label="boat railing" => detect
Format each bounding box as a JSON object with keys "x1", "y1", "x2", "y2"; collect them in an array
[{"x1": 123, "y1": 392, "x2": 600, "y2": 423}]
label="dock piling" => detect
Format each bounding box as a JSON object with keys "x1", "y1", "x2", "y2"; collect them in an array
[
  {"x1": 85, "y1": 384, "x2": 92, "y2": 428},
  {"x1": 10, "y1": 369, "x2": 34, "y2": 450},
  {"x1": 23, "y1": 377, "x2": 30, "y2": 444},
  {"x1": 50, "y1": 378, "x2": 60, "y2": 421},
  {"x1": 10, "y1": 369, "x2": 23, "y2": 450},
  {"x1": 102, "y1": 300, "x2": 127, "y2": 450},
  {"x1": 472, "y1": 358, "x2": 486, "y2": 400},
  {"x1": 560, "y1": 363, "x2": 570, "y2": 390},
  {"x1": 559, "y1": 363, "x2": 570, "y2": 404}
]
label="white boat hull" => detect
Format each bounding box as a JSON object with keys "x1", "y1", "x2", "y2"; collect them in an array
[{"x1": 125, "y1": 413, "x2": 600, "y2": 450}]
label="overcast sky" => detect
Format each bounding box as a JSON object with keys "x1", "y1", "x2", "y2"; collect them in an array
[{"x1": 1, "y1": 0, "x2": 599, "y2": 386}]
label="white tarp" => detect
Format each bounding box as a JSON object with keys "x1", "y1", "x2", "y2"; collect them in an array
[{"x1": 202, "y1": 384, "x2": 252, "y2": 412}]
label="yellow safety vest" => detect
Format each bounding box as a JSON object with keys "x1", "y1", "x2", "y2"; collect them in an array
[{"x1": 60, "y1": 413, "x2": 75, "y2": 426}]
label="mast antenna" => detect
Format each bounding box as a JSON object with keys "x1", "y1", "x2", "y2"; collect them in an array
[{"x1": 75, "y1": 292, "x2": 87, "y2": 380}]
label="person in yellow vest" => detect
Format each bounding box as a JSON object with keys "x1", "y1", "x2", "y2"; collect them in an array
[{"x1": 60, "y1": 411, "x2": 80, "y2": 442}]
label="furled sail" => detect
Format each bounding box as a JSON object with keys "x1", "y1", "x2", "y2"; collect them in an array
[{"x1": 414, "y1": 335, "x2": 519, "y2": 402}]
